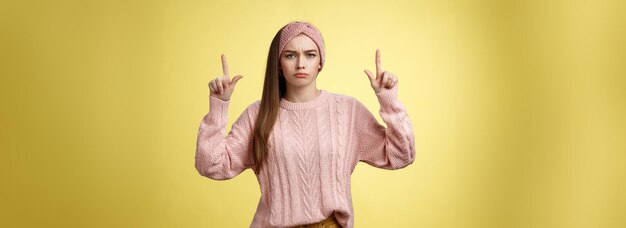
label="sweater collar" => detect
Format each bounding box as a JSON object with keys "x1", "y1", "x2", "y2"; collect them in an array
[{"x1": 280, "y1": 90, "x2": 329, "y2": 110}]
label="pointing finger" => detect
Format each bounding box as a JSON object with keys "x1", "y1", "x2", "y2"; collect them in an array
[
  {"x1": 376, "y1": 49, "x2": 383, "y2": 76},
  {"x1": 221, "y1": 54, "x2": 229, "y2": 77}
]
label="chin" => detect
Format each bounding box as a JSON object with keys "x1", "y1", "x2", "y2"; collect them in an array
[{"x1": 286, "y1": 79, "x2": 314, "y2": 87}]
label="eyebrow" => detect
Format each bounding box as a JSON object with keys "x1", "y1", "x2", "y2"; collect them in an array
[{"x1": 283, "y1": 49, "x2": 318, "y2": 53}]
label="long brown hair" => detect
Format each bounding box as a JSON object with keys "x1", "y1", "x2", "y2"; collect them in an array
[{"x1": 252, "y1": 26, "x2": 287, "y2": 174}]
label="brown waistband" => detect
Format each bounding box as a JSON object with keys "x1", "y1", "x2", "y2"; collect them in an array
[{"x1": 291, "y1": 214, "x2": 341, "y2": 228}]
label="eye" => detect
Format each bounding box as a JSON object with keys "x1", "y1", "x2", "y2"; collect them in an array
[
  {"x1": 286, "y1": 54, "x2": 294, "y2": 59},
  {"x1": 307, "y1": 53, "x2": 316, "y2": 58}
]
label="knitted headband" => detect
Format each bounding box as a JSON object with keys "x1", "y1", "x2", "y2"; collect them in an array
[{"x1": 278, "y1": 21, "x2": 326, "y2": 72}]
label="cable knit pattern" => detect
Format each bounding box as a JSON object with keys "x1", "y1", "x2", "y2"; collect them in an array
[
  {"x1": 332, "y1": 96, "x2": 348, "y2": 209},
  {"x1": 289, "y1": 109, "x2": 320, "y2": 220},
  {"x1": 195, "y1": 88, "x2": 415, "y2": 228}
]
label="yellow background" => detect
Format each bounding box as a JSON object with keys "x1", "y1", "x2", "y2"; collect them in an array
[{"x1": 1, "y1": 0, "x2": 625, "y2": 227}]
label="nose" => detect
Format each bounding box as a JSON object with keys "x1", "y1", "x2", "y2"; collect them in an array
[{"x1": 297, "y1": 56, "x2": 305, "y2": 69}]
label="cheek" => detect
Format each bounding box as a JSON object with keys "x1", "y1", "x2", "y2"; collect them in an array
[
  {"x1": 314, "y1": 57, "x2": 321, "y2": 66},
  {"x1": 280, "y1": 59, "x2": 290, "y2": 69}
]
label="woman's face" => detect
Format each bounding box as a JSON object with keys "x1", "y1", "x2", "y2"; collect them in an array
[{"x1": 279, "y1": 34, "x2": 321, "y2": 88}]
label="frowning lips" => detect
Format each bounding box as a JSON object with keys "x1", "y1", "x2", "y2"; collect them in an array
[{"x1": 294, "y1": 73, "x2": 309, "y2": 77}]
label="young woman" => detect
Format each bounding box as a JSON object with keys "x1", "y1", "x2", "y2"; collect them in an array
[{"x1": 196, "y1": 21, "x2": 415, "y2": 228}]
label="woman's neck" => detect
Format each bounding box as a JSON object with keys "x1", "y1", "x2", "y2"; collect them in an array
[{"x1": 283, "y1": 85, "x2": 321, "y2": 103}]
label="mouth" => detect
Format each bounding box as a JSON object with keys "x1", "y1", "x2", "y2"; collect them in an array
[{"x1": 294, "y1": 73, "x2": 309, "y2": 78}]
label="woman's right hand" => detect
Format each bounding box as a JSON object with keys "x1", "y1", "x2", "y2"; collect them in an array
[{"x1": 208, "y1": 54, "x2": 243, "y2": 101}]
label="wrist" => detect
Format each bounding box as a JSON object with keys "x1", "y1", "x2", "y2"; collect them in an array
[
  {"x1": 210, "y1": 94, "x2": 230, "y2": 102},
  {"x1": 375, "y1": 86, "x2": 398, "y2": 104}
]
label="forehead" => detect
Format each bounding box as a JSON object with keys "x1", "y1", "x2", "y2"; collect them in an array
[{"x1": 284, "y1": 34, "x2": 318, "y2": 50}]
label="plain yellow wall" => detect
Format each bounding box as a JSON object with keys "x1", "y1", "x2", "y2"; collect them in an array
[{"x1": 1, "y1": 0, "x2": 625, "y2": 227}]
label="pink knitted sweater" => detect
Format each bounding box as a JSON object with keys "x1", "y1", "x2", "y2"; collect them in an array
[{"x1": 195, "y1": 87, "x2": 415, "y2": 228}]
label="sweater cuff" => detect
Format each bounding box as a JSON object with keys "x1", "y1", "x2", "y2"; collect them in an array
[
  {"x1": 375, "y1": 86, "x2": 399, "y2": 108},
  {"x1": 208, "y1": 96, "x2": 230, "y2": 122}
]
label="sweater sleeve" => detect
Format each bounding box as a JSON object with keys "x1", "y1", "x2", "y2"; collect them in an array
[
  {"x1": 195, "y1": 96, "x2": 255, "y2": 180},
  {"x1": 353, "y1": 86, "x2": 416, "y2": 170}
]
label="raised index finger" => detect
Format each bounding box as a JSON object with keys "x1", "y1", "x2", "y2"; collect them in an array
[
  {"x1": 375, "y1": 49, "x2": 383, "y2": 75},
  {"x1": 221, "y1": 54, "x2": 229, "y2": 77}
]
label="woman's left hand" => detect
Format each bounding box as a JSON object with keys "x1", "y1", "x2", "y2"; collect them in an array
[{"x1": 364, "y1": 49, "x2": 398, "y2": 94}]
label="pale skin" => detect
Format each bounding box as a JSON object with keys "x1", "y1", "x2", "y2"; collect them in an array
[
  {"x1": 208, "y1": 41, "x2": 398, "y2": 101},
  {"x1": 279, "y1": 34, "x2": 322, "y2": 103},
  {"x1": 207, "y1": 54, "x2": 243, "y2": 101}
]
